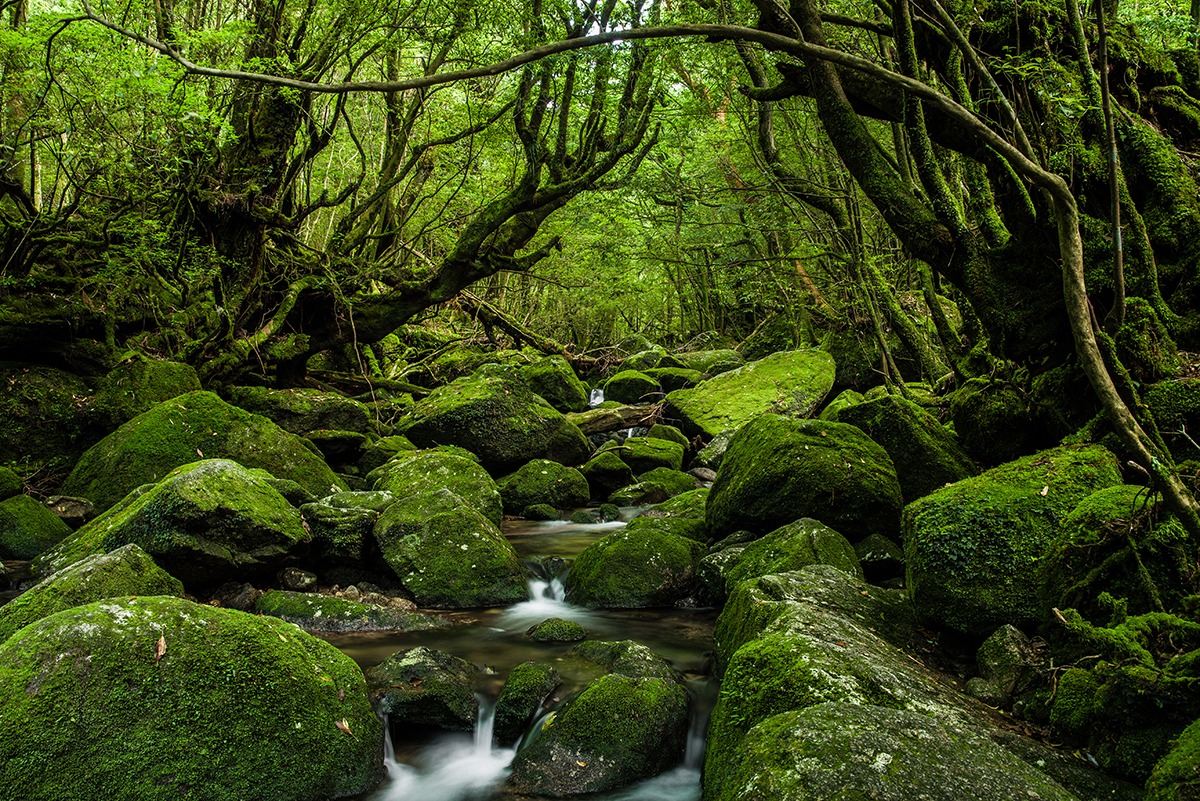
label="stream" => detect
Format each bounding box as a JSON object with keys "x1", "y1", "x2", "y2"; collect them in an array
[{"x1": 323, "y1": 511, "x2": 717, "y2": 801}]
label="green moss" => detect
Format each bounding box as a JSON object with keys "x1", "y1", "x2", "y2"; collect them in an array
[
  {"x1": 520, "y1": 355, "x2": 589, "y2": 413},
  {"x1": 674, "y1": 349, "x2": 744, "y2": 375},
  {"x1": 607, "y1": 467, "x2": 698, "y2": 506},
  {"x1": 708, "y1": 518, "x2": 862, "y2": 599},
  {"x1": 373, "y1": 489, "x2": 527, "y2": 608},
  {"x1": 564, "y1": 518, "x2": 705, "y2": 608},
  {"x1": 370, "y1": 450, "x2": 502, "y2": 525},
  {"x1": 646, "y1": 423, "x2": 689, "y2": 448},
  {"x1": 496, "y1": 459, "x2": 590, "y2": 514},
  {"x1": 904, "y1": 445, "x2": 1122, "y2": 634},
  {"x1": 0, "y1": 545, "x2": 183, "y2": 645},
  {"x1": 367, "y1": 646, "x2": 479, "y2": 731},
  {"x1": 0, "y1": 466, "x2": 21, "y2": 500},
  {"x1": 61, "y1": 391, "x2": 345, "y2": 512},
  {"x1": 527, "y1": 503, "x2": 561, "y2": 520},
  {"x1": 255, "y1": 590, "x2": 440, "y2": 633},
  {"x1": 621, "y1": 349, "x2": 669, "y2": 372},
  {"x1": 664, "y1": 349, "x2": 836, "y2": 438},
  {"x1": 642, "y1": 367, "x2": 703, "y2": 391},
  {"x1": 598, "y1": 436, "x2": 685, "y2": 474},
  {"x1": 817, "y1": 388, "x2": 865, "y2": 422},
  {"x1": 1147, "y1": 716, "x2": 1200, "y2": 801},
  {"x1": 0, "y1": 362, "x2": 94, "y2": 475},
  {"x1": 0, "y1": 494, "x2": 72, "y2": 559},
  {"x1": 602, "y1": 370, "x2": 661, "y2": 405},
  {"x1": 527, "y1": 617, "x2": 587, "y2": 642},
  {"x1": 949, "y1": 378, "x2": 1046, "y2": 465},
  {"x1": 1049, "y1": 667, "x2": 1099, "y2": 737},
  {"x1": 1115, "y1": 298, "x2": 1180, "y2": 383},
  {"x1": 0, "y1": 595, "x2": 383, "y2": 801},
  {"x1": 226, "y1": 386, "x2": 373, "y2": 435},
  {"x1": 633, "y1": 488, "x2": 708, "y2": 542},
  {"x1": 356, "y1": 435, "x2": 417, "y2": 474},
  {"x1": 494, "y1": 661, "x2": 562, "y2": 747},
  {"x1": 706, "y1": 415, "x2": 903, "y2": 542},
  {"x1": 1145, "y1": 379, "x2": 1200, "y2": 462},
  {"x1": 88, "y1": 356, "x2": 200, "y2": 432},
  {"x1": 578, "y1": 451, "x2": 636, "y2": 497}
]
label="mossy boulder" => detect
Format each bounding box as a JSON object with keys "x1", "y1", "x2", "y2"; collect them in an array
[
  {"x1": 602, "y1": 370, "x2": 662, "y2": 405},
  {"x1": 632, "y1": 488, "x2": 709, "y2": 542},
  {"x1": 0, "y1": 544, "x2": 183, "y2": 645},
  {"x1": 527, "y1": 617, "x2": 587, "y2": 643},
  {"x1": 506, "y1": 641, "x2": 688, "y2": 796},
  {"x1": 494, "y1": 662, "x2": 562, "y2": 747},
  {"x1": 356, "y1": 435, "x2": 417, "y2": 474},
  {"x1": 226, "y1": 385, "x2": 373, "y2": 434},
  {"x1": 693, "y1": 427, "x2": 737, "y2": 470},
  {"x1": 607, "y1": 467, "x2": 698, "y2": 506},
  {"x1": 904, "y1": 445, "x2": 1123, "y2": 636},
  {"x1": 700, "y1": 518, "x2": 862, "y2": 600},
  {"x1": 564, "y1": 517, "x2": 705, "y2": 608},
  {"x1": 255, "y1": 590, "x2": 440, "y2": 634},
  {"x1": 1145, "y1": 378, "x2": 1200, "y2": 462},
  {"x1": 369, "y1": 450, "x2": 502, "y2": 526},
  {"x1": 838, "y1": 394, "x2": 977, "y2": 502},
  {"x1": 394, "y1": 366, "x2": 590, "y2": 473},
  {"x1": 1147, "y1": 716, "x2": 1200, "y2": 801},
  {"x1": 38, "y1": 459, "x2": 310, "y2": 586},
  {"x1": 578, "y1": 451, "x2": 636, "y2": 498},
  {"x1": 0, "y1": 362, "x2": 93, "y2": 474},
  {"x1": 87, "y1": 356, "x2": 201, "y2": 432},
  {"x1": 713, "y1": 702, "x2": 1077, "y2": 801},
  {"x1": 300, "y1": 491, "x2": 395, "y2": 564},
  {"x1": 0, "y1": 595, "x2": 383, "y2": 801},
  {"x1": 664, "y1": 349, "x2": 835, "y2": 439},
  {"x1": 706, "y1": 415, "x2": 903, "y2": 542},
  {"x1": 853, "y1": 532, "x2": 905, "y2": 584},
  {"x1": 525, "y1": 503, "x2": 560, "y2": 520},
  {"x1": 949, "y1": 378, "x2": 1045, "y2": 465},
  {"x1": 373, "y1": 489, "x2": 526, "y2": 608},
  {"x1": 597, "y1": 435, "x2": 684, "y2": 474},
  {"x1": 817, "y1": 388, "x2": 865, "y2": 422},
  {"x1": 497, "y1": 459, "x2": 591, "y2": 514},
  {"x1": 621, "y1": 349, "x2": 674, "y2": 372},
  {"x1": 61, "y1": 391, "x2": 344, "y2": 513},
  {"x1": 0, "y1": 466, "x2": 21, "y2": 500},
  {"x1": 646, "y1": 422, "x2": 689, "y2": 448},
  {"x1": 366, "y1": 646, "x2": 479, "y2": 731},
  {"x1": 0, "y1": 494, "x2": 72, "y2": 559},
  {"x1": 1115, "y1": 297, "x2": 1180, "y2": 384},
  {"x1": 673, "y1": 349, "x2": 744, "y2": 374},
  {"x1": 520, "y1": 355, "x2": 589, "y2": 413},
  {"x1": 642, "y1": 367, "x2": 703, "y2": 391}
]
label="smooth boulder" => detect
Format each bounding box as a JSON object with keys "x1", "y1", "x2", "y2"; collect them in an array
[
  {"x1": 370, "y1": 450, "x2": 502, "y2": 526},
  {"x1": 565, "y1": 517, "x2": 705, "y2": 608}
]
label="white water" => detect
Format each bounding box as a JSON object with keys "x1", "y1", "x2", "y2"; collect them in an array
[
  {"x1": 495, "y1": 577, "x2": 600, "y2": 631},
  {"x1": 588, "y1": 388, "x2": 605, "y2": 407}
]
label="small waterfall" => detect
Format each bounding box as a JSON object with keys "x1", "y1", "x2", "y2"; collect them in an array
[
  {"x1": 496, "y1": 576, "x2": 593, "y2": 631},
  {"x1": 588, "y1": 388, "x2": 605, "y2": 407}
]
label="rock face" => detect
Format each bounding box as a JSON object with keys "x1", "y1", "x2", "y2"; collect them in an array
[
  {"x1": 837, "y1": 394, "x2": 977, "y2": 501},
  {"x1": 706, "y1": 414, "x2": 903, "y2": 542},
  {"x1": 300, "y1": 491, "x2": 394, "y2": 564},
  {"x1": 373, "y1": 489, "x2": 526, "y2": 608},
  {"x1": 0, "y1": 596, "x2": 383, "y2": 801},
  {"x1": 565, "y1": 517, "x2": 705, "y2": 608},
  {"x1": 497, "y1": 459, "x2": 591, "y2": 515},
  {"x1": 370, "y1": 450, "x2": 502, "y2": 526},
  {"x1": 664, "y1": 349, "x2": 835, "y2": 438},
  {"x1": 38, "y1": 459, "x2": 310, "y2": 586},
  {"x1": 507, "y1": 641, "x2": 688, "y2": 796},
  {"x1": 0, "y1": 494, "x2": 72, "y2": 559},
  {"x1": 904, "y1": 445, "x2": 1122, "y2": 635},
  {"x1": 394, "y1": 366, "x2": 590, "y2": 473},
  {"x1": 0, "y1": 544, "x2": 183, "y2": 645},
  {"x1": 61, "y1": 391, "x2": 344, "y2": 512},
  {"x1": 717, "y1": 703, "x2": 1077, "y2": 801},
  {"x1": 367, "y1": 646, "x2": 480, "y2": 731}
]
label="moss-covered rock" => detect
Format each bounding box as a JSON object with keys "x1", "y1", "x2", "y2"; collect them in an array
[
  {"x1": 0, "y1": 595, "x2": 383, "y2": 801},
  {"x1": 373, "y1": 489, "x2": 526, "y2": 608},
  {"x1": 0, "y1": 494, "x2": 72, "y2": 559},
  {"x1": 646, "y1": 423, "x2": 690, "y2": 448},
  {"x1": 564, "y1": 517, "x2": 704, "y2": 608},
  {"x1": 394, "y1": 366, "x2": 591, "y2": 473},
  {"x1": 0, "y1": 361, "x2": 93, "y2": 474},
  {"x1": 904, "y1": 445, "x2": 1123, "y2": 635},
  {"x1": 1147, "y1": 716, "x2": 1200, "y2": 801},
  {"x1": 255, "y1": 590, "x2": 440, "y2": 633},
  {"x1": 602, "y1": 370, "x2": 662, "y2": 405},
  {"x1": 597, "y1": 435, "x2": 684, "y2": 474},
  {"x1": 642, "y1": 367, "x2": 703, "y2": 391},
  {"x1": 714, "y1": 702, "x2": 1077, "y2": 801},
  {"x1": 693, "y1": 427, "x2": 737, "y2": 470},
  {"x1": 494, "y1": 662, "x2": 562, "y2": 747},
  {"x1": 300, "y1": 491, "x2": 395, "y2": 564},
  {"x1": 497, "y1": 459, "x2": 590, "y2": 514},
  {"x1": 1115, "y1": 297, "x2": 1181, "y2": 384},
  {"x1": 838, "y1": 394, "x2": 977, "y2": 502},
  {"x1": 578, "y1": 450, "x2": 636, "y2": 498},
  {"x1": 525, "y1": 503, "x2": 560, "y2": 520},
  {"x1": 527, "y1": 617, "x2": 587, "y2": 642},
  {"x1": 520, "y1": 355, "x2": 589, "y2": 413},
  {"x1": 674, "y1": 349, "x2": 744, "y2": 375},
  {"x1": 853, "y1": 532, "x2": 905, "y2": 584},
  {"x1": 369, "y1": 450, "x2": 502, "y2": 526},
  {"x1": 38, "y1": 459, "x2": 310, "y2": 586},
  {"x1": 665, "y1": 349, "x2": 835, "y2": 438},
  {"x1": 632, "y1": 488, "x2": 709, "y2": 542},
  {"x1": 949, "y1": 378, "x2": 1046, "y2": 465},
  {"x1": 607, "y1": 467, "x2": 699, "y2": 506},
  {"x1": 817, "y1": 388, "x2": 865, "y2": 422},
  {"x1": 1145, "y1": 378, "x2": 1200, "y2": 462},
  {"x1": 0, "y1": 544, "x2": 183, "y2": 645},
  {"x1": 356, "y1": 435, "x2": 417, "y2": 474},
  {"x1": 706, "y1": 415, "x2": 902, "y2": 542},
  {"x1": 226, "y1": 385, "x2": 373, "y2": 435},
  {"x1": 0, "y1": 465, "x2": 21, "y2": 500},
  {"x1": 87, "y1": 356, "x2": 200, "y2": 432},
  {"x1": 621, "y1": 348, "x2": 670, "y2": 372},
  {"x1": 506, "y1": 642, "x2": 688, "y2": 796},
  {"x1": 700, "y1": 518, "x2": 862, "y2": 600},
  {"x1": 367, "y1": 646, "x2": 479, "y2": 731},
  {"x1": 61, "y1": 391, "x2": 345, "y2": 512}
]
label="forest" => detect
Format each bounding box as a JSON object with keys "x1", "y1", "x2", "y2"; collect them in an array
[{"x1": 2, "y1": 0, "x2": 1200, "y2": 798}]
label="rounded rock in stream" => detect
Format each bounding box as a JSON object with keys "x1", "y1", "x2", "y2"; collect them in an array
[
  {"x1": 0, "y1": 595, "x2": 384, "y2": 801},
  {"x1": 367, "y1": 646, "x2": 480, "y2": 732}
]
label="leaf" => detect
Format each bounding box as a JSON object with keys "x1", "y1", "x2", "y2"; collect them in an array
[
  {"x1": 154, "y1": 635, "x2": 167, "y2": 664},
  {"x1": 196, "y1": 448, "x2": 203, "y2": 457},
  {"x1": 576, "y1": 761, "x2": 587, "y2": 767},
  {"x1": 335, "y1": 719, "x2": 354, "y2": 737},
  {"x1": 1040, "y1": 485, "x2": 1049, "y2": 497}
]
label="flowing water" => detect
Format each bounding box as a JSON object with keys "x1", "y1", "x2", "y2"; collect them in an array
[{"x1": 328, "y1": 511, "x2": 716, "y2": 801}]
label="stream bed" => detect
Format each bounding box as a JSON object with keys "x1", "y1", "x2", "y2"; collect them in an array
[{"x1": 322, "y1": 512, "x2": 718, "y2": 801}]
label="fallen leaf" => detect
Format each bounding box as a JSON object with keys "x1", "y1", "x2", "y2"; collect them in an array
[
  {"x1": 576, "y1": 761, "x2": 587, "y2": 767},
  {"x1": 1040, "y1": 485, "x2": 1049, "y2": 496},
  {"x1": 335, "y1": 719, "x2": 354, "y2": 737},
  {"x1": 154, "y1": 635, "x2": 167, "y2": 665},
  {"x1": 196, "y1": 448, "x2": 203, "y2": 457}
]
